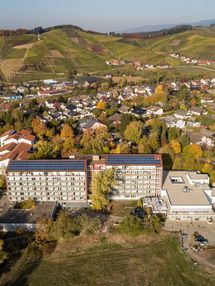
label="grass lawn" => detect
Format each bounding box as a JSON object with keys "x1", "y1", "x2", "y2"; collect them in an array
[{"x1": 2, "y1": 235, "x2": 214, "y2": 286}]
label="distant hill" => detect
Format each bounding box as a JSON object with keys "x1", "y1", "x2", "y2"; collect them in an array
[
  {"x1": 193, "y1": 19, "x2": 215, "y2": 27},
  {"x1": 0, "y1": 25, "x2": 215, "y2": 81},
  {"x1": 121, "y1": 18, "x2": 215, "y2": 33}
]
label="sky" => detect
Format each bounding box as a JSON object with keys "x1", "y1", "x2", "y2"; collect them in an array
[{"x1": 1, "y1": 0, "x2": 215, "y2": 32}]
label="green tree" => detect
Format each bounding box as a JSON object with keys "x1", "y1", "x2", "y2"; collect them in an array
[
  {"x1": 50, "y1": 212, "x2": 80, "y2": 240},
  {"x1": 119, "y1": 215, "x2": 144, "y2": 236}
]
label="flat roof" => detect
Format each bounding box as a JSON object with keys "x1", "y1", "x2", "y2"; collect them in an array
[
  {"x1": 105, "y1": 154, "x2": 162, "y2": 166},
  {"x1": 0, "y1": 202, "x2": 57, "y2": 224},
  {"x1": 7, "y1": 160, "x2": 86, "y2": 172},
  {"x1": 187, "y1": 172, "x2": 209, "y2": 181},
  {"x1": 162, "y1": 171, "x2": 211, "y2": 206}
]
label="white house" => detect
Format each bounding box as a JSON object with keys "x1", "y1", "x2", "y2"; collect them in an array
[
  {"x1": 147, "y1": 106, "x2": 163, "y2": 116},
  {"x1": 161, "y1": 171, "x2": 214, "y2": 222}
]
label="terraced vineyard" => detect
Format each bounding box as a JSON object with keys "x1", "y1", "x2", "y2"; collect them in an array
[{"x1": 0, "y1": 26, "x2": 215, "y2": 81}]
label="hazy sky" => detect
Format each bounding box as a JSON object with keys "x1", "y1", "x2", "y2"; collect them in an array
[{"x1": 1, "y1": 0, "x2": 215, "y2": 32}]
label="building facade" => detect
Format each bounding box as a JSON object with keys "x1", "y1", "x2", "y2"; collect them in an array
[
  {"x1": 90, "y1": 154, "x2": 163, "y2": 200},
  {"x1": 6, "y1": 160, "x2": 88, "y2": 207},
  {"x1": 161, "y1": 171, "x2": 215, "y2": 221},
  {"x1": 6, "y1": 154, "x2": 163, "y2": 205}
]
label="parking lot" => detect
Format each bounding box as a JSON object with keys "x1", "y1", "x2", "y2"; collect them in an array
[{"x1": 164, "y1": 219, "x2": 215, "y2": 247}]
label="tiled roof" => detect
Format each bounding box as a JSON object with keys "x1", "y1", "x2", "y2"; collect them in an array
[{"x1": 0, "y1": 143, "x2": 32, "y2": 161}]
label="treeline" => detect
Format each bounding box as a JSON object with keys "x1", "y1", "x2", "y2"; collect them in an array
[
  {"x1": 27, "y1": 25, "x2": 106, "y2": 36},
  {"x1": 0, "y1": 25, "x2": 106, "y2": 37},
  {"x1": 121, "y1": 25, "x2": 193, "y2": 39},
  {"x1": 0, "y1": 29, "x2": 27, "y2": 37}
]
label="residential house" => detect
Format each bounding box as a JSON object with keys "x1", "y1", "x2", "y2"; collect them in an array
[
  {"x1": 147, "y1": 106, "x2": 163, "y2": 116},
  {"x1": 79, "y1": 117, "x2": 107, "y2": 132}
]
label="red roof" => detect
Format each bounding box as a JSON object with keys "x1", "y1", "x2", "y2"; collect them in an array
[{"x1": 0, "y1": 143, "x2": 32, "y2": 161}]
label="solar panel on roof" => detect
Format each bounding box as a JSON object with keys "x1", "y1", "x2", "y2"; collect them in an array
[
  {"x1": 7, "y1": 160, "x2": 85, "y2": 172},
  {"x1": 106, "y1": 155, "x2": 161, "y2": 165}
]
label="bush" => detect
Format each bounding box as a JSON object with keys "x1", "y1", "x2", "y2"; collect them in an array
[
  {"x1": 76, "y1": 214, "x2": 100, "y2": 235},
  {"x1": 15, "y1": 199, "x2": 36, "y2": 209},
  {"x1": 119, "y1": 215, "x2": 144, "y2": 236}
]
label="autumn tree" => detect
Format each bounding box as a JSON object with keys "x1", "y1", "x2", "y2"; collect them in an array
[
  {"x1": 96, "y1": 101, "x2": 106, "y2": 110},
  {"x1": 91, "y1": 169, "x2": 115, "y2": 211},
  {"x1": 112, "y1": 142, "x2": 131, "y2": 154},
  {"x1": 80, "y1": 129, "x2": 94, "y2": 153},
  {"x1": 148, "y1": 132, "x2": 159, "y2": 152},
  {"x1": 124, "y1": 121, "x2": 143, "y2": 144},
  {"x1": 0, "y1": 240, "x2": 7, "y2": 264},
  {"x1": 60, "y1": 123, "x2": 74, "y2": 140},
  {"x1": 81, "y1": 127, "x2": 109, "y2": 154},
  {"x1": 31, "y1": 117, "x2": 48, "y2": 139},
  {"x1": 138, "y1": 137, "x2": 152, "y2": 154},
  {"x1": 33, "y1": 140, "x2": 57, "y2": 159},
  {"x1": 61, "y1": 138, "x2": 76, "y2": 158},
  {"x1": 170, "y1": 139, "x2": 181, "y2": 154},
  {"x1": 182, "y1": 144, "x2": 203, "y2": 160}
]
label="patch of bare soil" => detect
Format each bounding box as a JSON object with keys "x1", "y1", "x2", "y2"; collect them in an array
[
  {"x1": 170, "y1": 39, "x2": 181, "y2": 46},
  {"x1": 47, "y1": 50, "x2": 64, "y2": 58},
  {"x1": 14, "y1": 43, "x2": 34, "y2": 49}
]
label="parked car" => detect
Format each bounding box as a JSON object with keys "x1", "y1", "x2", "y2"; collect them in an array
[
  {"x1": 194, "y1": 232, "x2": 208, "y2": 245},
  {"x1": 133, "y1": 207, "x2": 145, "y2": 219}
]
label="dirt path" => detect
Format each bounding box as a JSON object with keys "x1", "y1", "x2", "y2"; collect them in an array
[{"x1": 187, "y1": 248, "x2": 215, "y2": 273}]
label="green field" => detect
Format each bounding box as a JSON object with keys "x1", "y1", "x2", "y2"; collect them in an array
[
  {"x1": 1, "y1": 26, "x2": 215, "y2": 81},
  {"x1": 1, "y1": 236, "x2": 214, "y2": 286}
]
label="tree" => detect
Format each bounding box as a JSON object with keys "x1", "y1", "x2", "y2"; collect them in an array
[
  {"x1": 0, "y1": 239, "x2": 7, "y2": 264},
  {"x1": 182, "y1": 144, "x2": 203, "y2": 160},
  {"x1": 76, "y1": 215, "x2": 100, "y2": 235},
  {"x1": 161, "y1": 126, "x2": 168, "y2": 146},
  {"x1": 124, "y1": 121, "x2": 143, "y2": 144},
  {"x1": 61, "y1": 138, "x2": 75, "y2": 158},
  {"x1": 81, "y1": 127, "x2": 109, "y2": 154},
  {"x1": 91, "y1": 169, "x2": 115, "y2": 211},
  {"x1": 170, "y1": 139, "x2": 181, "y2": 154},
  {"x1": 119, "y1": 114, "x2": 136, "y2": 133},
  {"x1": 0, "y1": 175, "x2": 6, "y2": 189},
  {"x1": 49, "y1": 212, "x2": 80, "y2": 240},
  {"x1": 33, "y1": 140, "x2": 55, "y2": 159},
  {"x1": 96, "y1": 101, "x2": 106, "y2": 110},
  {"x1": 168, "y1": 127, "x2": 180, "y2": 142},
  {"x1": 15, "y1": 199, "x2": 36, "y2": 209},
  {"x1": 148, "y1": 132, "x2": 159, "y2": 152},
  {"x1": 112, "y1": 142, "x2": 131, "y2": 154},
  {"x1": 119, "y1": 215, "x2": 144, "y2": 236},
  {"x1": 60, "y1": 124, "x2": 74, "y2": 140},
  {"x1": 179, "y1": 134, "x2": 190, "y2": 148},
  {"x1": 32, "y1": 117, "x2": 48, "y2": 139}
]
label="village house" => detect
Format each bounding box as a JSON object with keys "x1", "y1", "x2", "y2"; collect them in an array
[
  {"x1": 79, "y1": 117, "x2": 107, "y2": 132},
  {"x1": 0, "y1": 130, "x2": 35, "y2": 171},
  {"x1": 188, "y1": 106, "x2": 207, "y2": 116},
  {"x1": 147, "y1": 106, "x2": 163, "y2": 116},
  {"x1": 174, "y1": 110, "x2": 190, "y2": 120}
]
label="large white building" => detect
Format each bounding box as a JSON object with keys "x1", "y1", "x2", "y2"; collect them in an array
[
  {"x1": 161, "y1": 171, "x2": 215, "y2": 221},
  {"x1": 6, "y1": 154, "x2": 163, "y2": 205},
  {"x1": 6, "y1": 160, "x2": 88, "y2": 208},
  {"x1": 90, "y1": 154, "x2": 163, "y2": 200}
]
